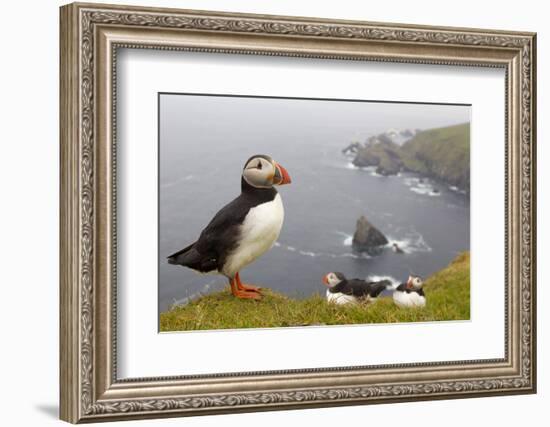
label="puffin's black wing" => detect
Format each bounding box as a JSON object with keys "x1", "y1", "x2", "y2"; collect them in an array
[
  {"x1": 365, "y1": 280, "x2": 392, "y2": 297},
  {"x1": 346, "y1": 279, "x2": 391, "y2": 297},
  {"x1": 346, "y1": 279, "x2": 371, "y2": 297},
  {"x1": 167, "y1": 194, "x2": 254, "y2": 273}
]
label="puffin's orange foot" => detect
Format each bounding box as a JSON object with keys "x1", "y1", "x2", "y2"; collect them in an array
[
  {"x1": 238, "y1": 283, "x2": 262, "y2": 293},
  {"x1": 235, "y1": 272, "x2": 262, "y2": 293},
  {"x1": 233, "y1": 289, "x2": 262, "y2": 300},
  {"x1": 230, "y1": 276, "x2": 262, "y2": 300}
]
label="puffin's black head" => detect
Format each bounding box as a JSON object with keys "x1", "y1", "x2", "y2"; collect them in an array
[
  {"x1": 406, "y1": 275, "x2": 424, "y2": 290},
  {"x1": 322, "y1": 272, "x2": 346, "y2": 288},
  {"x1": 242, "y1": 154, "x2": 291, "y2": 189}
]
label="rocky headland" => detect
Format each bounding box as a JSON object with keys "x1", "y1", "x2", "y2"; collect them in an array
[{"x1": 345, "y1": 123, "x2": 470, "y2": 192}]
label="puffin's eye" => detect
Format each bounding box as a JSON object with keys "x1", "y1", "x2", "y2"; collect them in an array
[{"x1": 257, "y1": 161, "x2": 262, "y2": 170}]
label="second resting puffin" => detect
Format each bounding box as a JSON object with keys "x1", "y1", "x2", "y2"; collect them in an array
[
  {"x1": 167, "y1": 154, "x2": 291, "y2": 300},
  {"x1": 392, "y1": 275, "x2": 426, "y2": 308}
]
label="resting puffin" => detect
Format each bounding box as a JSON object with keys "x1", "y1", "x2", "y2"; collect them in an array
[
  {"x1": 167, "y1": 154, "x2": 291, "y2": 300},
  {"x1": 322, "y1": 272, "x2": 391, "y2": 305},
  {"x1": 392, "y1": 275, "x2": 426, "y2": 308}
]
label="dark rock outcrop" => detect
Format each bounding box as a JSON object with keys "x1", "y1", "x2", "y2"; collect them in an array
[
  {"x1": 352, "y1": 216, "x2": 389, "y2": 254},
  {"x1": 352, "y1": 138, "x2": 403, "y2": 173},
  {"x1": 375, "y1": 149, "x2": 403, "y2": 175},
  {"x1": 353, "y1": 148, "x2": 380, "y2": 167}
]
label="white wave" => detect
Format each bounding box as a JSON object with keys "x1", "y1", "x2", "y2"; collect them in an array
[
  {"x1": 343, "y1": 162, "x2": 380, "y2": 173},
  {"x1": 404, "y1": 176, "x2": 447, "y2": 197},
  {"x1": 334, "y1": 230, "x2": 431, "y2": 256},
  {"x1": 329, "y1": 161, "x2": 358, "y2": 170},
  {"x1": 387, "y1": 231, "x2": 432, "y2": 254},
  {"x1": 161, "y1": 175, "x2": 195, "y2": 189},
  {"x1": 371, "y1": 170, "x2": 399, "y2": 178},
  {"x1": 281, "y1": 229, "x2": 431, "y2": 259},
  {"x1": 171, "y1": 279, "x2": 220, "y2": 307},
  {"x1": 274, "y1": 240, "x2": 371, "y2": 260},
  {"x1": 344, "y1": 162, "x2": 359, "y2": 170},
  {"x1": 404, "y1": 177, "x2": 431, "y2": 187},
  {"x1": 413, "y1": 231, "x2": 432, "y2": 252},
  {"x1": 417, "y1": 182, "x2": 432, "y2": 189},
  {"x1": 449, "y1": 185, "x2": 467, "y2": 194},
  {"x1": 334, "y1": 231, "x2": 353, "y2": 247},
  {"x1": 409, "y1": 186, "x2": 441, "y2": 197},
  {"x1": 403, "y1": 177, "x2": 418, "y2": 187},
  {"x1": 343, "y1": 162, "x2": 396, "y2": 179},
  {"x1": 327, "y1": 252, "x2": 371, "y2": 260}
]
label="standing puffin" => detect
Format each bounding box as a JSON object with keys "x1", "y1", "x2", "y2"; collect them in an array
[
  {"x1": 392, "y1": 275, "x2": 426, "y2": 308},
  {"x1": 322, "y1": 272, "x2": 391, "y2": 305},
  {"x1": 167, "y1": 155, "x2": 291, "y2": 300}
]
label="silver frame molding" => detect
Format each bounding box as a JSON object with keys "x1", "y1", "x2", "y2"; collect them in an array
[{"x1": 60, "y1": 2, "x2": 537, "y2": 423}]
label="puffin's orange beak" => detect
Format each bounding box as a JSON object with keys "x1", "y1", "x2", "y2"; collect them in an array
[
  {"x1": 274, "y1": 162, "x2": 291, "y2": 185},
  {"x1": 322, "y1": 274, "x2": 329, "y2": 286}
]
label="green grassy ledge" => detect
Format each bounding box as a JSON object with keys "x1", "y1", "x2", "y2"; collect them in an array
[{"x1": 160, "y1": 252, "x2": 470, "y2": 332}]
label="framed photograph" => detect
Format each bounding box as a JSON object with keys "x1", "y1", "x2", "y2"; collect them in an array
[{"x1": 60, "y1": 2, "x2": 537, "y2": 423}]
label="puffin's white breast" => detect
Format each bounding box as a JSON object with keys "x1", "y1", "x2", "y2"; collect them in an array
[
  {"x1": 392, "y1": 290, "x2": 426, "y2": 308},
  {"x1": 326, "y1": 290, "x2": 357, "y2": 305},
  {"x1": 222, "y1": 193, "x2": 284, "y2": 277}
]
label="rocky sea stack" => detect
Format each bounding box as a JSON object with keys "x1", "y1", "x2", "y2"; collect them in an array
[{"x1": 352, "y1": 215, "x2": 389, "y2": 254}]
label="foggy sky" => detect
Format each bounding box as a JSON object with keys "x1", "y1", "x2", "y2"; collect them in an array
[{"x1": 160, "y1": 94, "x2": 470, "y2": 150}]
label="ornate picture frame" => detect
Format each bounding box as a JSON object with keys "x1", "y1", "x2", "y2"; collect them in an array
[{"x1": 60, "y1": 2, "x2": 536, "y2": 423}]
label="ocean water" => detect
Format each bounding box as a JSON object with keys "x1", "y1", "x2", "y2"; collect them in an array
[{"x1": 159, "y1": 95, "x2": 470, "y2": 313}]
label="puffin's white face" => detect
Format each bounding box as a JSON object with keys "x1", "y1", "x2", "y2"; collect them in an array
[
  {"x1": 407, "y1": 275, "x2": 423, "y2": 290},
  {"x1": 323, "y1": 272, "x2": 345, "y2": 288},
  {"x1": 242, "y1": 155, "x2": 291, "y2": 189}
]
